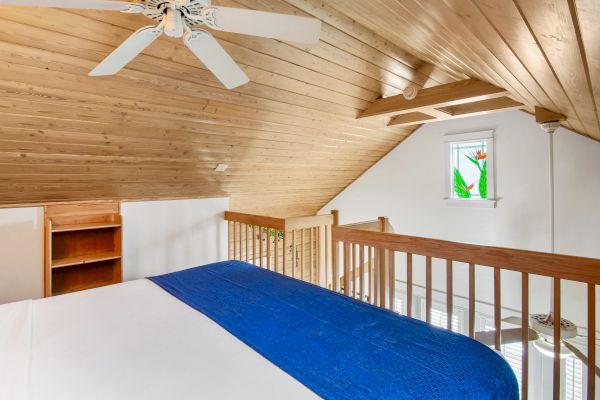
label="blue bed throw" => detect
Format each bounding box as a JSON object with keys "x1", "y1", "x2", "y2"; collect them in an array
[{"x1": 149, "y1": 260, "x2": 518, "y2": 400}]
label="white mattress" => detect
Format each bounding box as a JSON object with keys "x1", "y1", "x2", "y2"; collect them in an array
[{"x1": 0, "y1": 279, "x2": 320, "y2": 400}]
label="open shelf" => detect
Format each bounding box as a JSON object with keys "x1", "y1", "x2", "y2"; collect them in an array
[
  {"x1": 52, "y1": 222, "x2": 121, "y2": 233},
  {"x1": 51, "y1": 259, "x2": 120, "y2": 296},
  {"x1": 51, "y1": 252, "x2": 121, "y2": 269},
  {"x1": 52, "y1": 279, "x2": 116, "y2": 296},
  {"x1": 44, "y1": 202, "x2": 122, "y2": 297}
]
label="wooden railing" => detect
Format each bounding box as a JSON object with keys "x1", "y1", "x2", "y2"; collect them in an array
[
  {"x1": 332, "y1": 210, "x2": 600, "y2": 400},
  {"x1": 225, "y1": 211, "x2": 333, "y2": 287},
  {"x1": 225, "y1": 209, "x2": 600, "y2": 400}
]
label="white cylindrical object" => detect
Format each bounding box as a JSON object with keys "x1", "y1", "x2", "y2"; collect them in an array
[{"x1": 163, "y1": 8, "x2": 184, "y2": 38}]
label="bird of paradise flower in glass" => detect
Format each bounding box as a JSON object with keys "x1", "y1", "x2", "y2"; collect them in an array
[{"x1": 454, "y1": 149, "x2": 487, "y2": 199}]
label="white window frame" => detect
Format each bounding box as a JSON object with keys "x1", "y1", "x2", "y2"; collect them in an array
[{"x1": 444, "y1": 130, "x2": 497, "y2": 208}]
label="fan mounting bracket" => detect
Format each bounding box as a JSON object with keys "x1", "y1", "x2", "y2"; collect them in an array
[{"x1": 141, "y1": 0, "x2": 212, "y2": 25}]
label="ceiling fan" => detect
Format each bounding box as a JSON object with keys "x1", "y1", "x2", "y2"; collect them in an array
[
  {"x1": 476, "y1": 314, "x2": 600, "y2": 377},
  {"x1": 0, "y1": 0, "x2": 322, "y2": 89}
]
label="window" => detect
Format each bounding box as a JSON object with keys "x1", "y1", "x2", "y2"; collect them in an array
[
  {"x1": 418, "y1": 298, "x2": 461, "y2": 333},
  {"x1": 393, "y1": 297, "x2": 404, "y2": 315},
  {"x1": 444, "y1": 130, "x2": 496, "y2": 207},
  {"x1": 502, "y1": 342, "x2": 523, "y2": 395},
  {"x1": 565, "y1": 357, "x2": 583, "y2": 400},
  {"x1": 481, "y1": 319, "x2": 523, "y2": 396},
  {"x1": 430, "y1": 307, "x2": 460, "y2": 332}
]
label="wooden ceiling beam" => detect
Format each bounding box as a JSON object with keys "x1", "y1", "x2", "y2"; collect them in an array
[
  {"x1": 534, "y1": 106, "x2": 566, "y2": 123},
  {"x1": 388, "y1": 97, "x2": 523, "y2": 127},
  {"x1": 386, "y1": 112, "x2": 437, "y2": 127},
  {"x1": 438, "y1": 97, "x2": 523, "y2": 117},
  {"x1": 358, "y1": 78, "x2": 509, "y2": 119}
]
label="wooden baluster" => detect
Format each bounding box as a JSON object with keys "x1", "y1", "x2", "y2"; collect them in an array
[
  {"x1": 316, "y1": 227, "x2": 321, "y2": 286},
  {"x1": 494, "y1": 267, "x2": 501, "y2": 351},
  {"x1": 317, "y1": 227, "x2": 321, "y2": 285},
  {"x1": 379, "y1": 249, "x2": 386, "y2": 307},
  {"x1": 374, "y1": 248, "x2": 380, "y2": 306},
  {"x1": 407, "y1": 253, "x2": 413, "y2": 317},
  {"x1": 426, "y1": 256, "x2": 432, "y2": 323},
  {"x1": 521, "y1": 273, "x2": 529, "y2": 400},
  {"x1": 359, "y1": 245, "x2": 365, "y2": 302},
  {"x1": 245, "y1": 224, "x2": 249, "y2": 262},
  {"x1": 553, "y1": 278, "x2": 561, "y2": 400},
  {"x1": 266, "y1": 228, "x2": 271, "y2": 271},
  {"x1": 282, "y1": 231, "x2": 287, "y2": 275},
  {"x1": 300, "y1": 228, "x2": 305, "y2": 281},
  {"x1": 331, "y1": 210, "x2": 339, "y2": 293},
  {"x1": 324, "y1": 225, "x2": 330, "y2": 288},
  {"x1": 274, "y1": 230, "x2": 279, "y2": 273},
  {"x1": 368, "y1": 246, "x2": 374, "y2": 304},
  {"x1": 388, "y1": 250, "x2": 395, "y2": 311},
  {"x1": 233, "y1": 222, "x2": 238, "y2": 260},
  {"x1": 469, "y1": 263, "x2": 475, "y2": 338},
  {"x1": 238, "y1": 222, "x2": 242, "y2": 260},
  {"x1": 292, "y1": 230, "x2": 296, "y2": 278},
  {"x1": 352, "y1": 243, "x2": 357, "y2": 298},
  {"x1": 446, "y1": 260, "x2": 453, "y2": 330},
  {"x1": 228, "y1": 221, "x2": 232, "y2": 260},
  {"x1": 588, "y1": 282, "x2": 596, "y2": 400},
  {"x1": 259, "y1": 226, "x2": 263, "y2": 268},
  {"x1": 378, "y1": 217, "x2": 387, "y2": 308},
  {"x1": 252, "y1": 225, "x2": 257, "y2": 265},
  {"x1": 310, "y1": 228, "x2": 315, "y2": 283},
  {"x1": 343, "y1": 242, "x2": 350, "y2": 296}
]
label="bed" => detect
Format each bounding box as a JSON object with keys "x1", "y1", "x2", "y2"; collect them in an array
[{"x1": 0, "y1": 260, "x2": 518, "y2": 400}]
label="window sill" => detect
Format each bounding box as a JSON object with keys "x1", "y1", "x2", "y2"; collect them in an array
[{"x1": 444, "y1": 199, "x2": 497, "y2": 208}]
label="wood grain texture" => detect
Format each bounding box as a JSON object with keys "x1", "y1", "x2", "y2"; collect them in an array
[
  {"x1": 0, "y1": 1, "x2": 422, "y2": 214},
  {"x1": 333, "y1": 226, "x2": 600, "y2": 283},
  {"x1": 359, "y1": 78, "x2": 509, "y2": 118},
  {"x1": 0, "y1": 0, "x2": 597, "y2": 213},
  {"x1": 44, "y1": 201, "x2": 122, "y2": 296},
  {"x1": 327, "y1": 0, "x2": 600, "y2": 140}
]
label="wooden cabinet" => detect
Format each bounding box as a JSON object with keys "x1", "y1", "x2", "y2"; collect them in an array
[{"x1": 44, "y1": 202, "x2": 122, "y2": 297}]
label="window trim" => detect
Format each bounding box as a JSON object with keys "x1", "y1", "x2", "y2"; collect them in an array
[{"x1": 443, "y1": 130, "x2": 497, "y2": 208}]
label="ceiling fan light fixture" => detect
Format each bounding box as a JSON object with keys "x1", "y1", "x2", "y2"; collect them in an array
[
  {"x1": 533, "y1": 337, "x2": 572, "y2": 359},
  {"x1": 529, "y1": 313, "x2": 578, "y2": 339}
]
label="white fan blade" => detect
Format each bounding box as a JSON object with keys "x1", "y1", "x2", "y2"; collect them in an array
[
  {"x1": 0, "y1": 0, "x2": 139, "y2": 11},
  {"x1": 563, "y1": 341, "x2": 600, "y2": 377},
  {"x1": 475, "y1": 328, "x2": 538, "y2": 346},
  {"x1": 206, "y1": 6, "x2": 321, "y2": 44},
  {"x1": 184, "y1": 30, "x2": 249, "y2": 90},
  {"x1": 89, "y1": 26, "x2": 162, "y2": 76}
]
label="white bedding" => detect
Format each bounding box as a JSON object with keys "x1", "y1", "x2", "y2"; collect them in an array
[{"x1": 0, "y1": 279, "x2": 320, "y2": 400}]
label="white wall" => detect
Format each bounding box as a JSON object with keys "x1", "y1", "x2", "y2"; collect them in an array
[
  {"x1": 0, "y1": 207, "x2": 44, "y2": 304},
  {"x1": 321, "y1": 110, "x2": 600, "y2": 398},
  {"x1": 121, "y1": 197, "x2": 229, "y2": 281},
  {"x1": 320, "y1": 110, "x2": 600, "y2": 328},
  {"x1": 0, "y1": 197, "x2": 229, "y2": 304}
]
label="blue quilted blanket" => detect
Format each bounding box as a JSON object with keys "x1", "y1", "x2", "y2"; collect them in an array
[{"x1": 149, "y1": 260, "x2": 518, "y2": 400}]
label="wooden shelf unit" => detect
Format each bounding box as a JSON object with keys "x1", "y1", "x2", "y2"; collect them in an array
[
  {"x1": 44, "y1": 202, "x2": 122, "y2": 297},
  {"x1": 52, "y1": 221, "x2": 121, "y2": 233}
]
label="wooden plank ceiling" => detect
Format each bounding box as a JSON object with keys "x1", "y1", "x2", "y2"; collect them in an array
[
  {"x1": 0, "y1": 0, "x2": 597, "y2": 217},
  {"x1": 326, "y1": 0, "x2": 599, "y2": 141}
]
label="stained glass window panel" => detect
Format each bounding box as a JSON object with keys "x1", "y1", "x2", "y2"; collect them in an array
[{"x1": 451, "y1": 140, "x2": 488, "y2": 200}]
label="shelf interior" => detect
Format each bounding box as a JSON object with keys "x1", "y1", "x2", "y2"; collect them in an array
[
  {"x1": 51, "y1": 259, "x2": 120, "y2": 296},
  {"x1": 52, "y1": 252, "x2": 121, "y2": 268},
  {"x1": 52, "y1": 222, "x2": 120, "y2": 233}
]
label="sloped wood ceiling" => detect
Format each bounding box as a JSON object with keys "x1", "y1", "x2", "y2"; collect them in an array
[
  {"x1": 325, "y1": 0, "x2": 599, "y2": 141},
  {"x1": 0, "y1": 0, "x2": 456, "y2": 217},
  {"x1": 0, "y1": 0, "x2": 597, "y2": 217}
]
